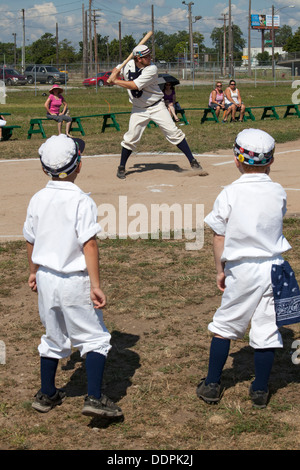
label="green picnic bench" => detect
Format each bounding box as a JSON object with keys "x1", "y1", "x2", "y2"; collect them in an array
[
  {"x1": 70, "y1": 112, "x2": 132, "y2": 135},
  {"x1": 244, "y1": 104, "x2": 300, "y2": 121},
  {"x1": 193, "y1": 103, "x2": 300, "y2": 124},
  {"x1": 1, "y1": 125, "x2": 21, "y2": 140},
  {"x1": 179, "y1": 107, "x2": 220, "y2": 124},
  {"x1": 27, "y1": 112, "x2": 132, "y2": 139},
  {"x1": 0, "y1": 113, "x2": 21, "y2": 140}
]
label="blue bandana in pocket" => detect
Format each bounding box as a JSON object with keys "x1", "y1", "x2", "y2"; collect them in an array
[{"x1": 271, "y1": 261, "x2": 300, "y2": 327}]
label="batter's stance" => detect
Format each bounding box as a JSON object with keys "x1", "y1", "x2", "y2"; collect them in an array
[{"x1": 109, "y1": 45, "x2": 208, "y2": 180}]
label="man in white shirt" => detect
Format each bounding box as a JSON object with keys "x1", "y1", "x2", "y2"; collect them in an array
[{"x1": 109, "y1": 45, "x2": 208, "y2": 179}]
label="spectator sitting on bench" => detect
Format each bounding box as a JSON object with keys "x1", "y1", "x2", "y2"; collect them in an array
[
  {"x1": 163, "y1": 82, "x2": 180, "y2": 122},
  {"x1": 44, "y1": 84, "x2": 72, "y2": 137},
  {"x1": 0, "y1": 114, "x2": 7, "y2": 141},
  {"x1": 208, "y1": 82, "x2": 225, "y2": 120},
  {"x1": 224, "y1": 80, "x2": 245, "y2": 123}
]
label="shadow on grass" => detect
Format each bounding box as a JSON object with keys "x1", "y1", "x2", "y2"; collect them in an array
[
  {"x1": 62, "y1": 330, "x2": 140, "y2": 427},
  {"x1": 221, "y1": 327, "x2": 300, "y2": 401}
]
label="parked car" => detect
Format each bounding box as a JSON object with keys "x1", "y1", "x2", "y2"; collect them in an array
[
  {"x1": 82, "y1": 71, "x2": 112, "y2": 87},
  {"x1": 24, "y1": 65, "x2": 68, "y2": 84},
  {"x1": 0, "y1": 68, "x2": 27, "y2": 86}
]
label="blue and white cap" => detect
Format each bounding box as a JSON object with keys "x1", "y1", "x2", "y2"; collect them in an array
[
  {"x1": 39, "y1": 134, "x2": 85, "y2": 178},
  {"x1": 133, "y1": 45, "x2": 151, "y2": 58},
  {"x1": 234, "y1": 128, "x2": 275, "y2": 166}
]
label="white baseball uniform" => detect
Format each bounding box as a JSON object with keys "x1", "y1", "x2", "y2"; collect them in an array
[
  {"x1": 204, "y1": 173, "x2": 292, "y2": 348},
  {"x1": 121, "y1": 60, "x2": 185, "y2": 152},
  {"x1": 23, "y1": 180, "x2": 111, "y2": 359}
]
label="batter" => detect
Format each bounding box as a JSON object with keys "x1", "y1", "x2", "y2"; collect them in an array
[{"x1": 109, "y1": 44, "x2": 208, "y2": 179}]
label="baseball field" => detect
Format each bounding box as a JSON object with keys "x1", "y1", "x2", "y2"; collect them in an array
[{"x1": 0, "y1": 82, "x2": 299, "y2": 451}]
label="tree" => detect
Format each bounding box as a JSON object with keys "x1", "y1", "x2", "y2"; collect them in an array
[
  {"x1": 153, "y1": 30, "x2": 204, "y2": 62},
  {"x1": 26, "y1": 33, "x2": 56, "y2": 64},
  {"x1": 264, "y1": 24, "x2": 293, "y2": 47},
  {"x1": 256, "y1": 51, "x2": 271, "y2": 65},
  {"x1": 210, "y1": 24, "x2": 245, "y2": 59},
  {"x1": 283, "y1": 27, "x2": 300, "y2": 53},
  {"x1": 0, "y1": 42, "x2": 16, "y2": 65},
  {"x1": 58, "y1": 39, "x2": 78, "y2": 64}
]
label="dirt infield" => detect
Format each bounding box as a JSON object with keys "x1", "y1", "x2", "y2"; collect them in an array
[{"x1": 1, "y1": 138, "x2": 300, "y2": 241}]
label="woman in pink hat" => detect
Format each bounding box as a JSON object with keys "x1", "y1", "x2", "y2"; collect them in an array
[{"x1": 44, "y1": 84, "x2": 72, "y2": 137}]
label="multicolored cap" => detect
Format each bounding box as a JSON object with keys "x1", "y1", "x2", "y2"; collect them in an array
[{"x1": 234, "y1": 128, "x2": 275, "y2": 166}]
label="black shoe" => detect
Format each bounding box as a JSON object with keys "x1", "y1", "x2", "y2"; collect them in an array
[
  {"x1": 117, "y1": 166, "x2": 126, "y2": 179},
  {"x1": 82, "y1": 395, "x2": 123, "y2": 418},
  {"x1": 249, "y1": 384, "x2": 269, "y2": 409},
  {"x1": 196, "y1": 379, "x2": 222, "y2": 404},
  {"x1": 190, "y1": 158, "x2": 202, "y2": 169},
  {"x1": 32, "y1": 389, "x2": 66, "y2": 413}
]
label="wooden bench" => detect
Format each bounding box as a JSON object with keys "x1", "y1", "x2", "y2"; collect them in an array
[{"x1": 1, "y1": 125, "x2": 21, "y2": 141}]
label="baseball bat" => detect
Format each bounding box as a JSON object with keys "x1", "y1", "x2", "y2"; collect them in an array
[{"x1": 107, "y1": 31, "x2": 153, "y2": 84}]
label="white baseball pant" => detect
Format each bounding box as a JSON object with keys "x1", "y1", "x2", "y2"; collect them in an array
[
  {"x1": 36, "y1": 267, "x2": 112, "y2": 359},
  {"x1": 121, "y1": 101, "x2": 185, "y2": 152},
  {"x1": 208, "y1": 257, "x2": 284, "y2": 349}
]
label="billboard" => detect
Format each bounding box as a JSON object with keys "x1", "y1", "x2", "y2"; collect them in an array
[{"x1": 251, "y1": 14, "x2": 280, "y2": 29}]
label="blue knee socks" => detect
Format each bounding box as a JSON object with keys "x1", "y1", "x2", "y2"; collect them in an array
[
  {"x1": 205, "y1": 337, "x2": 230, "y2": 385},
  {"x1": 40, "y1": 356, "x2": 59, "y2": 397},
  {"x1": 252, "y1": 348, "x2": 275, "y2": 392},
  {"x1": 85, "y1": 351, "x2": 106, "y2": 399},
  {"x1": 177, "y1": 138, "x2": 194, "y2": 163},
  {"x1": 120, "y1": 147, "x2": 132, "y2": 168}
]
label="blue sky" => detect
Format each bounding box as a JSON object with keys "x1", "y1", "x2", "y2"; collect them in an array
[{"x1": 0, "y1": 0, "x2": 299, "y2": 51}]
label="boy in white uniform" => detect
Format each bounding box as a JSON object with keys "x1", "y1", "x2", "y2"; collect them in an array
[
  {"x1": 23, "y1": 134, "x2": 123, "y2": 418},
  {"x1": 197, "y1": 128, "x2": 292, "y2": 408},
  {"x1": 109, "y1": 45, "x2": 208, "y2": 179}
]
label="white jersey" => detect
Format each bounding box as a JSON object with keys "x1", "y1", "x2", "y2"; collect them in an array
[
  {"x1": 122, "y1": 59, "x2": 163, "y2": 108},
  {"x1": 23, "y1": 180, "x2": 101, "y2": 273},
  {"x1": 204, "y1": 173, "x2": 291, "y2": 262}
]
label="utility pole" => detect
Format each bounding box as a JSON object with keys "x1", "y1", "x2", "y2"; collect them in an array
[
  {"x1": 248, "y1": 0, "x2": 252, "y2": 76},
  {"x1": 218, "y1": 14, "x2": 228, "y2": 76},
  {"x1": 82, "y1": 4, "x2": 87, "y2": 77},
  {"x1": 228, "y1": 0, "x2": 233, "y2": 76},
  {"x1": 151, "y1": 5, "x2": 155, "y2": 62},
  {"x1": 119, "y1": 21, "x2": 122, "y2": 63},
  {"x1": 12, "y1": 33, "x2": 17, "y2": 68},
  {"x1": 56, "y1": 23, "x2": 59, "y2": 67},
  {"x1": 22, "y1": 9, "x2": 25, "y2": 72},
  {"x1": 89, "y1": 0, "x2": 93, "y2": 72},
  {"x1": 93, "y1": 10, "x2": 101, "y2": 73}
]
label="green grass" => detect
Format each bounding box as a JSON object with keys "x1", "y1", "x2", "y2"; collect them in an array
[{"x1": 2, "y1": 81, "x2": 300, "y2": 159}]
